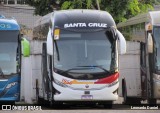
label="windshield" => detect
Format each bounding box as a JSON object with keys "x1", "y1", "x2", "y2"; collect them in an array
[
  {"x1": 0, "y1": 31, "x2": 18, "y2": 75},
  {"x1": 53, "y1": 29, "x2": 117, "y2": 79},
  {"x1": 154, "y1": 27, "x2": 160, "y2": 71}
]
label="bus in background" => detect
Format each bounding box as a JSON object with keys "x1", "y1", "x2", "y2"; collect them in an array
[
  {"x1": 117, "y1": 11, "x2": 160, "y2": 104},
  {"x1": 33, "y1": 10, "x2": 126, "y2": 108},
  {"x1": 0, "y1": 15, "x2": 30, "y2": 104}
]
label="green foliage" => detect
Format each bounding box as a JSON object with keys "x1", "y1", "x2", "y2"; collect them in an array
[
  {"x1": 59, "y1": 0, "x2": 129, "y2": 23},
  {"x1": 26, "y1": 0, "x2": 155, "y2": 23},
  {"x1": 26, "y1": 0, "x2": 53, "y2": 16},
  {"x1": 123, "y1": 32, "x2": 132, "y2": 41},
  {"x1": 155, "y1": 0, "x2": 160, "y2": 4},
  {"x1": 61, "y1": 0, "x2": 94, "y2": 9},
  {"x1": 125, "y1": 0, "x2": 154, "y2": 19},
  {"x1": 61, "y1": 1, "x2": 72, "y2": 9}
]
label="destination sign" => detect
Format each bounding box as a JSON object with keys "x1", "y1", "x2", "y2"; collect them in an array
[
  {"x1": 64, "y1": 23, "x2": 107, "y2": 28},
  {"x1": 0, "y1": 23, "x2": 11, "y2": 29},
  {"x1": 0, "y1": 22, "x2": 19, "y2": 30}
]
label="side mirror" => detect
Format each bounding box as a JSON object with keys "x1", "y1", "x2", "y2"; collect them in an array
[
  {"x1": 148, "y1": 33, "x2": 153, "y2": 53},
  {"x1": 47, "y1": 28, "x2": 53, "y2": 55},
  {"x1": 117, "y1": 30, "x2": 126, "y2": 54},
  {"x1": 21, "y1": 38, "x2": 30, "y2": 57}
]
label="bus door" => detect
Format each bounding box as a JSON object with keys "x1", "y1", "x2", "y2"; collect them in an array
[{"x1": 140, "y1": 42, "x2": 147, "y2": 98}]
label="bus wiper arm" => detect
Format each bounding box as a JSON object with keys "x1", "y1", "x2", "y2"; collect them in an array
[
  {"x1": 54, "y1": 41, "x2": 60, "y2": 61},
  {"x1": 77, "y1": 65, "x2": 111, "y2": 73},
  {"x1": 0, "y1": 67, "x2": 4, "y2": 77},
  {"x1": 61, "y1": 67, "x2": 94, "y2": 74}
]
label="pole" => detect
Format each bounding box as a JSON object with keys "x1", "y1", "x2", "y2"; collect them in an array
[
  {"x1": 96, "y1": 0, "x2": 100, "y2": 10},
  {"x1": 15, "y1": 0, "x2": 17, "y2": 4}
]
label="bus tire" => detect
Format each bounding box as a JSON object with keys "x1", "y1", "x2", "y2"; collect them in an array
[
  {"x1": 35, "y1": 79, "x2": 43, "y2": 105},
  {"x1": 122, "y1": 79, "x2": 129, "y2": 104},
  {"x1": 103, "y1": 101, "x2": 113, "y2": 109},
  {"x1": 52, "y1": 101, "x2": 64, "y2": 109},
  {"x1": 8, "y1": 101, "x2": 15, "y2": 105},
  {"x1": 122, "y1": 79, "x2": 133, "y2": 104},
  {"x1": 0, "y1": 101, "x2": 15, "y2": 106},
  {"x1": 148, "y1": 99, "x2": 156, "y2": 105},
  {"x1": 36, "y1": 79, "x2": 39, "y2": 104},
  {"x1": 37, "y1": 97, "x2": 44, "y2": 105},
  {"x1": 41, "y1": 43, "x2": 49, "y2": 104},
  {"x1": 122, "y1": 80, "x2": 141, "y2": 105}
]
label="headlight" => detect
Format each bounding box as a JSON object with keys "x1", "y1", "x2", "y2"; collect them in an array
[
  {"x1": 6, "y1": 82, "x2": 17, "y2": 89},
  {"x1": 54, "y1": 79, "x2": 68, "y2": 88},
  {"x1": 155, "y1": 74, "x2": 160, "y2": 81},
  {"x1": 108, "y1": 80, "x2": 118, "y2": 87}
]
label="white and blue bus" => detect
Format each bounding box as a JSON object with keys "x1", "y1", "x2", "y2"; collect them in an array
[{"x1": 0, "y1": 15, "x2": 30, "y2": 104}]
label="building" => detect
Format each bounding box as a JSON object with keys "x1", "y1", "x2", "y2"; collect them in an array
[
  {"x1": 0, "y1": 0, "x2": 40, "y2": 28},
  {"x1": 0, "y1": 0, "x2": 26, "y2": 5},
  {"x1": 0, "y1": 0, "x2": 41, "y2": 38}
]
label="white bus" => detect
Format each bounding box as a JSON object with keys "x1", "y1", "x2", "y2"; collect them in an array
[
  {"x1": 117, "y1": 11, "x2": 160, "y2": 104},
  {"x1": 33, "y1": 9, "x2": 126, "y2": 108}
]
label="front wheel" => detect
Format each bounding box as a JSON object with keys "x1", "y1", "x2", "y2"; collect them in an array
[
  {"x1": 122, "y1": 80, "x2": 130, "y2": 104},
  {"x1": 122, "y1": 80, "x2": 141, "y2": 105},
  {"x1": 36, "y1": 81, "x2": 44, "y2": 105},
  {"x1": 0, "y1": 101, "x2": 15, "y2": 106},
  {"x1": 103, "y1": 101, "x2": 113, "y2": 109},
  {"x1": 148, "y1": 99, "x2": 156, "y2": 105}
]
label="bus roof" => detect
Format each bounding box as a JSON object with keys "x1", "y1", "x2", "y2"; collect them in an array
[
  {"x1": 34, "y1": 9, "x2": 116, "y2": 30},
  {"x1": 117, "y1": 11, "x2": 160, "y2": 28},
  {"x1": 0, "y1": 18, "x2": 20, "y2": 30},
  {"x1": 33, "y1": 9, "x2": 116, "y2": 40},
  {"x1": 53, "y1": 9, "x2": 116, "y2": 30}
]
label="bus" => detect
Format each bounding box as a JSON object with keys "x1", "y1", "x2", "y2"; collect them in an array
[
  {"x1": 0, "y1": 15, "x2": 30, "y2": 104},
  {"x1": 33, "y1": 9, "x2": 126, "y2": 108},
  {"x1": 117, "y1": 11, "x2": 160, "y2": 104}
]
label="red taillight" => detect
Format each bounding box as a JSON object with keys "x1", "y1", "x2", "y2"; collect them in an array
[{"x1": 94, "y1": 72, "x2": 119, "y2": 84}]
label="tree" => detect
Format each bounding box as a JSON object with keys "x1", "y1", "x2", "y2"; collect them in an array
[
  {"x1": 25, "y1": 0, "x2": 68, "y2": 15},
  {"x1": 156, "y1": 0, "x2": 160, "y2": 4},
  {"x1": 125, "y1": 0, "x2": 154, "y2": 19},
  {"x1": 26, "y1": 0, "x2": 155, "y2": 23},
  {"x1": 59, "y1": 0, "x2": 154, "y2": 23}
]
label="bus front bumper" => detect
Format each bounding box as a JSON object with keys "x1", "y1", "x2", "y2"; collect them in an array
[{"x1": 53, "y1": 82, "x2": 119, "y2": 101}]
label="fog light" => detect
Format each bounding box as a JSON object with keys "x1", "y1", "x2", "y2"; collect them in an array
[
  {"x1": 113, "y1": 88, "x2": 118, "y2": 95},
  {"x1": 54, "y1": 88, "x2": 61, "y2": 95}
]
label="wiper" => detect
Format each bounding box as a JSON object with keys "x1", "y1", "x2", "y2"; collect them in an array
[
  {"x1": 77, "y1": 65, "x2": 111, "y2": 73},
  {"x1": 54, "y1": 41, "x2": 60, "y2": 61},
  {"x1": 0, "y1": 67, "x2": 4, "y2": 77},
  {"x1": 61, "y1": 67, "x2": 95, "y2": 74}
]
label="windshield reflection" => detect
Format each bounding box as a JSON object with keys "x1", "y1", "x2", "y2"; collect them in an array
[
  {"x1": 0, "y1": 31, "x2": 18, "y2": 75},
  {"x1": 154, "y1": 27, "x2": 160, "y2": 71},
  {"x1": 53, "y1": 29, "x2": 117, "y2": 79}
]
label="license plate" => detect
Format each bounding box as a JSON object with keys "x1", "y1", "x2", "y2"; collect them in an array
[{"x1": 81, "y1": 95, "x2": 93, "y2": 100}]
